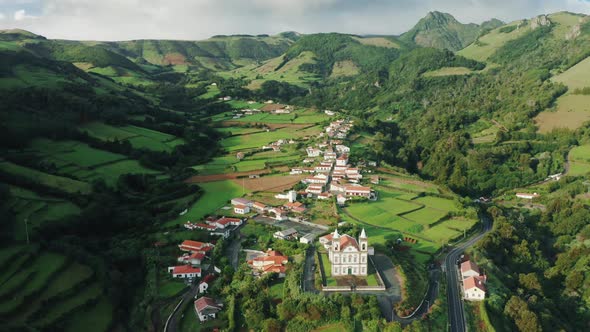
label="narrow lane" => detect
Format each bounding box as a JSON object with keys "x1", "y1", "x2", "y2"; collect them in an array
[{"x1": 445, "y1": 215, "x2": 492, "y2": 332}]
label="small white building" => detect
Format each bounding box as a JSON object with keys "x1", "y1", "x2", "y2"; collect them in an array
[
  {"x1": 336, "y1": 154, "x2": 349, "y2": 167},
  {"x1": 337, "y1": 194, "x2": 347, "y2": 206},
  {"x1": 306, "y1": 147, "x2": 322, "y2": 157},
  {"x1": 234, "y1": 204, "x2": 250, "y2": 215},
  {"x1": 198, "y1": 274, "x2": 216, "y2": 294},
  {"x1": 300, "y1": 233, "x2": 315, "y2": 244},
  {"x1": 275, "y1": 190, "x2": 297, "y2": 203},
  {"x1": 335, "y1": 145, "x2": 350, "y2": 153},
  {"x1": 168, "y1": 265, "x2": 202, "y2": 279},
  {"x1": 305, "y1": 185, "x2": 324, "y2": 195},
  {"x1": 273, "y1": 228, "x2": 299, "y2": 240},
  {"x1": 231, "y1": 198, "x2": 253, "y2": 207}
]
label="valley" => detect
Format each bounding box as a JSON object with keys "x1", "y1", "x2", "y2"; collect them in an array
[{"x1": 1, "y1": 7, "x2": 590, "y2": 332}]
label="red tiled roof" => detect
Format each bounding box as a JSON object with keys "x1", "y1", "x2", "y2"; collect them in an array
[
  {"x1": 345, "y1": 185, "x2": 371, "y2": 192},
  {"x1": 180, "y1": 240, "x2": 209, "y2": 251},
  {"x1": 235, "y1": 204, "x2": 247, "y2": 209},
  {"x1": 189, "y1": 252, "x2": 206, "y2": 260},
  {"x1": 200, "y1": 274, "x2": 217, "y2": 285},
  {"x1": 464, "y1": 276, "x2": 486, "y2": 292},
  {"x1": 194, "y1": 297, "x2": 220, "y2": 312},
  {"x1": 172, "y1": 265, "x2": 201, "y2": 274},
  {"x1": 320, "y1": 233, "x2": 334, "y2": 242},
  {"x1": 340, "y1": 235, "x2": 359, "y2": 250},
  {"x1": 460, "y1": 260, "x2": 480, "y2": 274},
  {"x1": 216, "y1": 217, "x2": 241, "y2": 225},
  {"x1": 267, "y1": 250, "x2": 283, "y2": 256}
]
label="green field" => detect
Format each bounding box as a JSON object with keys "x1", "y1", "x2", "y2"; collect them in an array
[
  {"x1": 330, "y1": 60, "x2": 360, "y2": 78},
  {"x1": 64, "y1": 296, "x2": 113, "y2": 332},
  {"x1": 568, "y1": 145, "x2": 590, "y2": 176},
  {"x1": 6, "y1": 186, "x2": 81, "y2": 241},
  {"x1": 80, "y1": 122, "x2": 185, "y2": 152},
  {"x1": 25, "y1": 138, "x2": 162, "y2": 186},
  {"x1": 552, "y1": 56, "x2": 590, "y2": 91},
  {"x1": 403, "y1": 207, "x2": 448, "y2": 226},
  {"x1": 0, "y1": 161, "x2": 92, "y2": 194},
  {"x1": 219, "y1": 125, "x2": 321, "y2": 152},
  {"x1": 225, "y1": 99, "x2": 264, "y2": 109},
  {"x1": 535, "y1": 94, "x2": 590, "y2": 133},
  {"x1": 167, "y1": 180, "x2": 246, "y2": 226},
  {"x1": 199, "y1": 84, "x2": 220, "y2": 99},
  {"x1": 458, "y1": 20, "x2": 530, "y2": 62},
  {"x1": 422, "y1": 67, "x2": 474, "y2": 77},
  {"x1": 194, "y1": 150, "x2": 300, "y2": 174},
  {"x1": 220, "y1": 51, "x2": 319, "y2": 89}
]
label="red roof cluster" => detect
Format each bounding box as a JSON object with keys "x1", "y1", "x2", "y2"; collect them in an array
[{"x1": 172, "y1": 265, "x2": 201, "y2": 275}]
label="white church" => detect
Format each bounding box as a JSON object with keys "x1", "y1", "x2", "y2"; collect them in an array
[{"x1": 320, "y1": 229, "x2": 369, "y2": 276}]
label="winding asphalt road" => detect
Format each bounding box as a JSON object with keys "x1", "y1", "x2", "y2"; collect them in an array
[{"x1": 445, "y1": 215, "x2": 492, "y2": 332}]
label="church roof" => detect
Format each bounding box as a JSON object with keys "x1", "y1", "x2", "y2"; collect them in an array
[{"x1": 339, "y1": 234, "x2": 359, "y2": 250}]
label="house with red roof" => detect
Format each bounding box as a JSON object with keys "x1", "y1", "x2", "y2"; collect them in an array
[
  {"x1": 214, "y1": 217, "x2": 243, "y2": 229},
  {"x1": 284, "y1": 201, "x2": 306, "y2": 213},
  {"x1": 168, "y1": 265, "x2": 202, "y2": 279},
  {"x1": 252, "y1": 202, "x2": 267, "y2": 212},
  {"x1": 234, "y1": 204, "x2": 250, "y2": 215},
  {"x1": 177, "y1": 252, "x2": 206, "y2": 266},
  {"x1": 463, "y1": 276, "x2": 486, "y2": 300},
  {"x1": 345, "y1": 185, "x2": 371, "y2": 198},
  {"x1": 248, "y1": 249, "x2": 289, "y2": 277},
  {"x1": 194, "y1": 297, "x2": 222, "y2": 322},
  {"x1": 199, "y1": 274, "x2": 217, "y2": 294},
  {"x1": 179, "y1": 240, "x2": 215, "y2": 253}
]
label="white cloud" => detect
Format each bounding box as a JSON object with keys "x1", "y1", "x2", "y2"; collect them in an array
[
  {"x1": 13, "y1": 8, "x2": 36, "y2": 21},
  {"x1": 0, "y1": 0, "x2": 589, "y2": 40}
]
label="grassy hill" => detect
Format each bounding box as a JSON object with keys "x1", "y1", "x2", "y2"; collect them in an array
[{"x1": 400, "y1": 11, "x2": 503, "y2": 51}]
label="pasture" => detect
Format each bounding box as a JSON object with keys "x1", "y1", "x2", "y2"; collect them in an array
[
  {"x1": 535, "y1": 95, "x2": 590, "y2": 133},
  {"x1": 568, "y1": 144, "x2": 590, "y2": 176},
  {"x1": 26, "y1": 138, "x2": 161, "y2": 186},
  {"x1": 330, "y1": 60, "x2": 360, "y2": 78},
  {"x1": 80, "y1": 122, "x2": 185, "y2": 152},
  {"x1": 167, "y1": 180, "x2": 246, "y2": 226},
  {"x1": 552, "y1": 56, "x2": 590, "y2": 91},
  {"x1": 219, "y1": 125, "x2": 321, "y2": 152},
  {"x1": 0, "y1": 161, "x2": 92, "y2": 194},
  {"x1": 219, "y1": 51, "x2": 319, "y2": 89},
  {"x1": 422, "y1": 67, "x2": 474, "y2": 77},
  {"x1": 458, "y1": 20, "x2": 530, "y2": 62}
]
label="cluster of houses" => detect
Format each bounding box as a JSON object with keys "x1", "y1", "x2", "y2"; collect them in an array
[
  {"x1": 460, "y1": 260, "x2": 487, "y2": 301},
  {"x1": 165, "y1": 239, "x2": 225, "y2": 323},
  {"x1": 325, "y1": 119, "x2": 353, "y2": 139},
  {"x1": 247, "y1": 249, "x2": 290, "y2": 278},
  {"x1": 261, "y1": 138, "x2": 296, "y2": 152},
  {"x1": 183, "y1": 215, "x2": 244, "y2": 238},
  {"x1": 167, "y1": 240, "x2": 215, "y2": 280},
  {"x1": 228, "y1": 193, "x2": 310, "y2": 221}
]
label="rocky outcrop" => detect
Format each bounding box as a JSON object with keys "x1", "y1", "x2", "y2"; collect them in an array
[
  {"x1": 566, "y1": 17, "x2": 589, "y2": 40},
  {"x1": 530, "y1": 15, "x2": 551, "y2": 30}
]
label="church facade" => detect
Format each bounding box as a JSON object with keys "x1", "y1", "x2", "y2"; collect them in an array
[{"x1": 323, "y1": 229, "x2": 368, "y2": 276}]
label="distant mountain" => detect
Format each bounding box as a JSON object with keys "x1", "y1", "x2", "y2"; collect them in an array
[{"x1": 400, "y1": 11, "x2": 504, "y2": 51}]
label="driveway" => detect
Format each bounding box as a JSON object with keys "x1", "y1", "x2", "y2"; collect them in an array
[{"x1": 302, "y1": 245, "x2": 317, "y2": 292}]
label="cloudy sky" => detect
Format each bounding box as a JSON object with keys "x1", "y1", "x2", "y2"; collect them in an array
[{"x1": 1, "y1": 0, "x2": 590, "y2": 41}]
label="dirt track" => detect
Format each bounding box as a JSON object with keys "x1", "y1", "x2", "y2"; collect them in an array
[{"x1": 185, "y1": 167, "x2": 289, "y2": 183}]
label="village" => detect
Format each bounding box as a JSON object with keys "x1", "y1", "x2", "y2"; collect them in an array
[{"x1": 162, "y1": 105, "x2": 488, "y2": 329}]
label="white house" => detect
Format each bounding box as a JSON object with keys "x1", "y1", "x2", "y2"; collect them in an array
[
  {"x1": 335, "y1": 145, "x2": 350, "y2": 153},
  {"x1": 194, "y1": 297, "x2": 222, "y2": 322},
  {"x1": 336, "y1": 154, "x2": 349, "y2": 167},
  {"x1": 326, "y1": 229, "x2": 369, "y2": 276},
  {"x1": 177, "y1": 252, "x2": 205, "y2": 266},
  {"x1": 305, "y1": 185, "x2": 324, "y2": 195},
  {"x1": 275, "y1": 190, "x2": 297, "y2": 203},
  {"x1": 306, "y1": 147, "x2": 322, "y2": 157},
  {"x1": 345, "y1": 185, "x2": 371, "y2": 198},
  {"x1": 324, "y1": 151, "x2": 337, "y2": 160},
  {"x1": 231, "y1": 198, "x2": 253, "y2": 207},
  {"x1": 252, "y1": 201, "x2": 267, "y2": 212},
  {"x1": 168, "y1": 265, "x2": 202, "y2": 279},
  {"x1": 273, "y1": 228, "x2": 299, "y2": 240},
  {"x1": 300, "y1": 233, "x2": 315, "y2": 244},
  {"x1": 214, "y1": 217, "x2": 243, "y2": 229},
  {"x1": 463, "y1": 276, "x2": 486, "y2": 301},
  {"x1": 336, "y1": 194, "x2": 347, "y2": 206},
  {"x1": 234, "y1": 204, "x2": 250, "y2": 215},
  {"x1": 198, "y1": 274, "x2": 217, "y2": 294}
]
